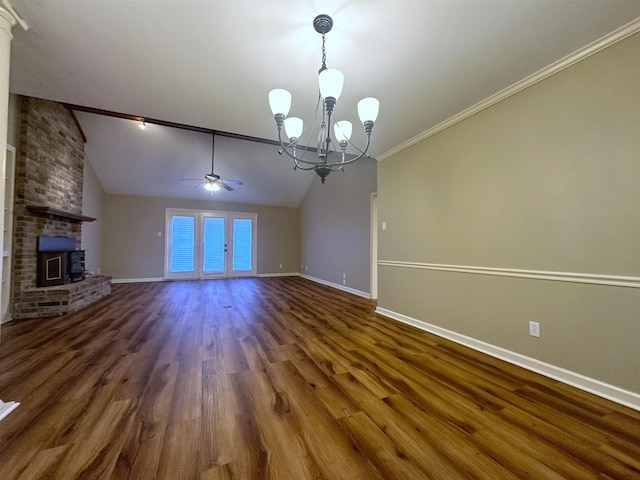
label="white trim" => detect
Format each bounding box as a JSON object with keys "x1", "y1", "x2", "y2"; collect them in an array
[
  {"x1": 1, "y1": 1, "x2": 29, "y2": 31},
  {"x1": 111, "y1": 277, "x2": 164, "y2": 284},
  {"x1": 376, "y1": 17, "x2": 640, "y2": 162},
  {"x1": 257, "y1": 272, "x2": 298, "y2": 278},
  {"x1": 299, "y1": 273, "x2": 371, "y2": 299},
  {"x1": 375, "y1": 307, "x2": 640, "y2": 412},
  {"x1": 1, "y1": 144, "x2": 16, "y2": 324},
  {"x1": 0, "y1": 399, "x2": 19, "y2": 422},
  {"x1": 370, "y1": 193, "x2": 378, "y2": 300},
  {"x1": 378, "y1": 260, "x2": 640, "y2": 289}
]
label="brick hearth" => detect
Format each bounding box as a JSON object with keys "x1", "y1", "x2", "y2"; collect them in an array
[{"x1": 16, "y1": 275, "x2": 112, "y2": 318}]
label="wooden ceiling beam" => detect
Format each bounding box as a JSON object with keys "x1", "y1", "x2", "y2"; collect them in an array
[{"x1": 61, "y1": 102, "x2": 283, "y2": 147}]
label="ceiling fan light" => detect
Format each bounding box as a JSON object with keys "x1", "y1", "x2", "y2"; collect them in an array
[
  {"x1": 357, "y1": 97, "x2": 380, "y2": 123},
  {"x1": 334, "y1": 120, "x2": 352, "y2": 142},
  {"x1": 318, "y1": 68, "x2": 344, "y2": 100},
  {"x1": 285, "y1": 117, "x2": 303, "y2": 140},
  {"x1": 204, "y1": 181, "x2": 220, "y2": 192},
  {"x1": 269, "y1": 88, "x2": 292, "y2": 116}
]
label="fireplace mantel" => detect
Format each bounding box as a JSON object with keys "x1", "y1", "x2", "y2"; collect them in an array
[{"x1": 26, "y1": 205, "x2": 96, "y2": 223}]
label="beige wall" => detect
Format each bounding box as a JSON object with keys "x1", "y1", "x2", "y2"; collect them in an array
[
  {"x1": 378, "y1": 32, "x2": 640, "y2": 393},
  {"x1": 82, "y1": 157, "x2": 104, "y2": 274},
  {"x1": 300, "y1": 157, "x2": 377, "y2": 294},
  {"x1": 103, "y1": 194, "x2": 299, "y2": 279}
]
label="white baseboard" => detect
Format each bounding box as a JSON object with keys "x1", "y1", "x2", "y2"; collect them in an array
[
  {"x1": 111, "y1": 277, "x2": 164, "y2": 284},
  {"x1": 114, "y1": 274, "x2": 300, "y2": 283},
  {"x1": 299, "y1": 273, "x2": 370, "y2": 299},
  {"x1": 257, "y1": 272, "x2": 298, "y2": 278},
  {"x1": 376, "y1": 307, "x2": 640, "y2": 412}
]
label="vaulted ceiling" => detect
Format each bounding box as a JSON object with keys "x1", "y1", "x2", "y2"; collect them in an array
[{"x1": 8, "y1": 1, "x2": 640, "y2": 207}]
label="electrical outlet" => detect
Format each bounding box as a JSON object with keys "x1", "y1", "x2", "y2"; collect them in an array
[
  {"x1": 529, "y1": 321, "x2": 541, "y2": 338},
  {"x1": 342, "y1": 272, "x2": 346, "y2": 285},
  {"x1": 279, "y1": 264, "x2": 283, "y2": 269}
]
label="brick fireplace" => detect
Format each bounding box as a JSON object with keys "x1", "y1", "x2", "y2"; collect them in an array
[{"x1": 11, "y1": 97, "x2": 110, "y2": 319}]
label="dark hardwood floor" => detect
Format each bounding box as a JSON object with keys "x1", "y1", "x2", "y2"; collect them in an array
[{"x1": 0, "y1": 277, "x2": 639, "y2": 479}]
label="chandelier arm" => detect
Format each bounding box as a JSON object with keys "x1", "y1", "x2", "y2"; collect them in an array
[
  {"x1": 294, "y1": 91, "x2": 323, "y2": 162},
  {"x1": 332, "y1": 149, "x2": 370, "y2": 167},
  {"x1": 277, "y1": 127, "x2": 325, "y2": 166},
  {"x1": 325, "y1": 136, "x2": 371, "y2": 167},
  {"x1": 279, "y1": 90, "x2": 324, "y2": 164},
  {"x1": 293, "y1": 160, "x2": 316, "y2": 171},
  {"x1": 344, "y1": 129, "x2": 372, "y2": 157}
]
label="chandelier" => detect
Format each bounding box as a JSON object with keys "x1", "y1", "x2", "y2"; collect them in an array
[{"x1": 268, "y1": 14, "x2": 380, "y2": 183}]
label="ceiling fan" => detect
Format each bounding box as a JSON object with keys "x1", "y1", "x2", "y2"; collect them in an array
[{"x1": 180, "y1": 133, "x2": 243, "y2": 192}]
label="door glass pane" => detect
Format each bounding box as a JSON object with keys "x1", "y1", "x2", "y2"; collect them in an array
[
  {"x1": 171, "y1": 216, "x2": 195, "y2": 272},
  {"x1": 232, "y1": 218, "x2": 252, "y2": 271},
  {"x1": 203, "y1": 217, "x2": 225, "y2": 272}
]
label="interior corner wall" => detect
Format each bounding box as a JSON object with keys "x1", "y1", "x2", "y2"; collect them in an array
[
  {"x1": 102, "y1": 194, "x2": 299, "y2": 280},
  {"x1": 81, "y1": 156, "x2": 104, "y2": 275},
  {"x1": 299, "y1": 157, "x2": 377, "y2": 294},
  {"x1": 377, "y1": 32, "x2": 640, "y2": 394}
]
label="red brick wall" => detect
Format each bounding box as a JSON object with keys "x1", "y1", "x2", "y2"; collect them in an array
[{"x1": 12, "y1": 97, "x2": 86, "y2": 317}]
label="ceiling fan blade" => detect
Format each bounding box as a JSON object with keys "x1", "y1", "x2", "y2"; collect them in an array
[
  {"x1": 179, "y1": 178, "x2": 202, "y2": 181},
  {"x1": 220, "y1": 179, "x2": 243, "y2": 185},
  {"x1": 218, "y1": 182, "x2": 234, "y2": 191}
]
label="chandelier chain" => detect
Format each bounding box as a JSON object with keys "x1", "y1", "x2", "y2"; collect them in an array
[{"x1": 321, "y1": 33, "x2": 327, "y2": 71}]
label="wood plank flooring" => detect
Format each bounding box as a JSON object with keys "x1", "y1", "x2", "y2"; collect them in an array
[{"x1": 0, "y1": 276, "x2": 639, "y2": 479}]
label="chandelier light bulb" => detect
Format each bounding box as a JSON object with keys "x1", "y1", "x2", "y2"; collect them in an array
[
  {"x1": 285, "y1": 117, "x2": 303, "y2": 140},
  {"x1": 357, "y1": 97, "x2": 380, "y2": 124},
  {"x1": 334, "y1": 120, "x2": 352, "y2": 142},
  {"x1": 318, "y1": 69, "x2": 344, "y2": 101},
  {"x1": 269, "y1": 89, "x2": 292, "y2": 116},
  {"x1": 138, "y1": 119, "x2": 146, "y2": 130}
]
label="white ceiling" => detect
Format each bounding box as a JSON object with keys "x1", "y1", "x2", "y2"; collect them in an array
[{"x1": 8, "y1": 0, "x2": 640, "y2": 207}]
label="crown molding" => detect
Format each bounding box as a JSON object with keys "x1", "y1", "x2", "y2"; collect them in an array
[{"x1": 377, "y1": 17, "x2": 640, "y2": 162}]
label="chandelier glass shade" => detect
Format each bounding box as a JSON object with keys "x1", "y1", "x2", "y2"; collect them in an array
[{"x1": 268, "y1": 14, "x2": 379, "y2": 183}]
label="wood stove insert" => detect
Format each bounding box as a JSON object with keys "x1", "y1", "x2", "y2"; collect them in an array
[{"x1": 37, "y1": 236, "x2": 85, "y2": 288}]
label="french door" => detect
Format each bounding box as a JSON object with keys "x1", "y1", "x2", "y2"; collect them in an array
[{"x1": 165, "y1": 208, "x2": 257, "y2": 279}]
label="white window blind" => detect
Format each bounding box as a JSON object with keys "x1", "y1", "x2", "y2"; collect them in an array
[
  {"x1": 171, "y1": 216, "x2": 195, "y2": 273},
  {"x1": 232, "y1": 218, "x2": 252, "y2": 271},
  {"x1": 203, "y1": 217, "x2": 225, "y2": 272}
]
